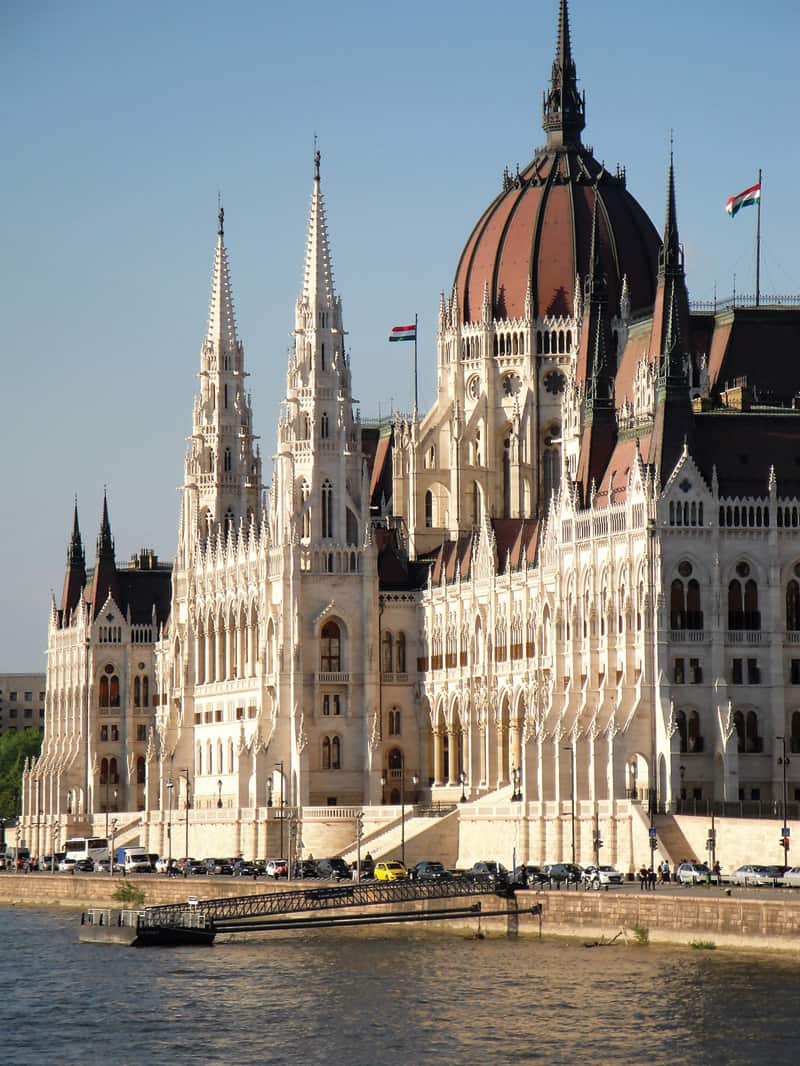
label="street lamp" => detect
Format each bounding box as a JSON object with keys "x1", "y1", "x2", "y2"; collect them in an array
[
  {"x1": 459, "y1": 770, "x2": 467, "y2": 803},
  {"x1": 274, "y1": 762, "x2": 285, "y2": 861},
  {"x1": 216, "y1": 778, "x2": 223, "y2": 809},
  {"x1": 110, "y1": 818, "x2": 118, "y2": 877},
  {"x1": 511, "y1": 766, "x2": 521, "y2": 802},
  {"x1": 398, "y1": 754, "x2": 418, "y2": 867},
  {"x1": 104, "y1": 787, "x2": 118, "y2": 844},
  {"x1": 166, "y1": 779, "x2": 174, "y2": 865},
  {"x1": 182, "y1": 768, "x2": 191, "y2": 863},
  {"x1": 564, "y1": 745, "x2": 576, "y2": 866},
  {"x1": 777, "y1": 736, "x2": 791, "y2": 867}
]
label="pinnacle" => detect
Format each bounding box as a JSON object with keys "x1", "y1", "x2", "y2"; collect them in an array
[
  {"x1": 206, "y1": 212, "x2": 239, "y2": 354},
  {"x1": 301, "y1": 153, "x2": 336, "y2": 311}
]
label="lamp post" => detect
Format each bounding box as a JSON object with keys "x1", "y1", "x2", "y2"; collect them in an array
[
  {"x1": 216, "y1": 778, "x2": 223, "y2": 809},
  {"x1": 51, "y1": 821, "x2": 59, "y2": 875},
  {"x1": 511, "y1": 766, "x2": 521, "y2": 802},
  {"x1": 564, "y1": 745, "x2": 576, "y2": 866},
  {"x1": 459, "y1": 770, "x2": 467, "y2": 803},
  {"x1": 166, "y1": 779, "x2": 174, "y2": 866},
  {"x1": 777, "y1": 736, "x2": 790, "y2": 867},
  {"x1": 399, "y1": 754, "x2": 418, "y2": 867},
  {"x1": 182, "y1": 768, "x2": 191, "y2": 863},
  {"x1": 110, "y1": 818, "x2": 118, "y2": 877},
  {"x1": 275, "y1": 762, "x2": 285, "y2": 861},
  {"x1": 355, "y1": 810, "x2": 364, "y2": 882}
]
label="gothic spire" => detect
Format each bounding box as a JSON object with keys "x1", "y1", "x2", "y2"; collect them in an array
[
  {"x1": 301, "y1": 147, "x2": 337, "y2": 312},
  {"x1": 61, "y1": 497, "x2": 86, "y2": 622},
  {"x1": 91, "y1": 490, "x2": 120, "y2": 619},
  {"x1": 206, "y1": 202, "x2": 239, "y2": 357},
  {"x1": 542, "y1": 0, "x2": 586, "y2": 148},
  {"x1": 658, "y1": 139, "x2": 682, "y2": 278},
  {"x1": 96, "y1": 488, "x2": 114, "y2": 559}
]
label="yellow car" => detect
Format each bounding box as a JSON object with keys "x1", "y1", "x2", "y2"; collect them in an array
[{"x1": 374, "y1": 860, "x2": 408, "y2": 881}]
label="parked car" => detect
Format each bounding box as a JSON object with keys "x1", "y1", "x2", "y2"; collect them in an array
[
  {"x1": 374, "y1": 861, "x2": 408, "y2": 882},
  {"x1": 516, "y1": 864, "x2": 551, "y2": 887},
  {"x1": 782, "y1": 866, "x2": 800, "y2": 887},
  {"x1": 205, "y1": 858, "x2": 234, "y2": 876},
  {"x1": 291, "y1": 859, "x2": 320, "y2": 879},
  {"x1": 233, "y1": 859, "x2": 259, "y2": 877},
  {"x1": 408, "y1": 861, "x2": 452, "y2": 882},
  {"x1": 466, "y1": 861, "x2": 510, "y2": 886},
  {"x1": 730, "y1": 864, "x2": 774, "y2": 887},
  {"x1": 184, "y1": 860, "x2": 208, "y2": 877},
  {"x1": 316, "y1": 857, "x2": 352, "y2": 881},
  {"x1": 542, "y1": 863, "x2": 582, "y2": 884},
  {"x1": 57, "y1": 857, "x2": 78, "y2": 872},
  {"x1": 155, "y1": 857, "x2": 176, "y2": 874},
  {"x1": 763, "y1": 865, "x2": 787, "y2": 886},
  {"x1": 266, "y1": 858, "x2": 288, "y2": 879},
  {"x1": 582, "y1": 864, "x2": 624, "y2": 889},
  {"x1": 677, "y1": 862, "x2": 718, "y2": 885},
  {"x1": 74, "y1": 858, "x2": 95, "y2": 873}
]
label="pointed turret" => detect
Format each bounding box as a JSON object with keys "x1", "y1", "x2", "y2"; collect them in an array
[
  {"x1": 90, "y1": 491, "x2": 121, "y2": 619},
  {"x1": 650, "y1": 145, "x2": 690, "y2": 379},
  {"x1": 60, "y1": 498, "x2": 86, "y2": 623},
  {"x1": 205, "y1": 204, "x2": 239, "y2": 359},
  {"x1": 300, "y1": 147, "x2": 337, "y2": 318},
  {"x1": 542, "y1": 0, "x2": 586, "y2": 148}
]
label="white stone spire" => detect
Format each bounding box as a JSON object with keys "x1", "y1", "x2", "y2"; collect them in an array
[
  {"x1": 301, "y1": 148, "x2": 337, "y2": 314},
  {"x1": 206, "y1": 205, "x2": 239, "y2": 357}
]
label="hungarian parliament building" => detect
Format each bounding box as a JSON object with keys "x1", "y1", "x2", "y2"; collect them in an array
[{"x1": 20, "y1": 2, "x2": 800, "y2": 871}]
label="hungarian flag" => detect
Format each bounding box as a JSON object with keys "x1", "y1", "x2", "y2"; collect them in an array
[
  {"x1": 725, "y1": 182, "x2": 761, "y2": 218},
  {"x1": 389, "y1": 324, "x2": 416, "y2": 342}
]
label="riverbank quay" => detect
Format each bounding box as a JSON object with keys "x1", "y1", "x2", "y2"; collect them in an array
[{"x1": 3, "y1": 874, "x2": 800, "y2": 950}]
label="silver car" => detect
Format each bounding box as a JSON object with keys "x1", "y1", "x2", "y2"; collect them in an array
[
  {"x1": 782, "y1": 866, "x2": 800, "y2": 887},
  {"x1": 730, "y1": 864, "x2": 773, "y2": 887}
]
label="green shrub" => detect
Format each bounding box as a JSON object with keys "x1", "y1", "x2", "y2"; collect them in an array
[
  {"x1": 631, "y1": 924, "x2": 649, "y2": 945},
  {"x1": 112, "y1": 880, "x2": 145, "y2": 908},
  {"x1": 689, "y1": 939, "x2": 716, "y2": 950}
]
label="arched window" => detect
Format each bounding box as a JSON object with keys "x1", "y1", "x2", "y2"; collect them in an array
[
  {"x1": 228, "y1": 739, "x2": 234, "y2": 775},
  {"x1": 382, "y1": 632, "x2": 393, "y2": 674},
  {"x1": 100, "y1": 757, "x2": 109, "y2": 785},
  {"x1": 787, "y1": 580, "x2": 800, "y2": 631},
  {"x1": 136, "y1": 757, "x2": 146, "y2": 785},
  {"x1": 670, "y1": 580, "x2": 686, "y2": 629},
  {"x1": 321, "y1": 412, "x2": 330, "y2": 439},
  {"x1": 396, "y1": 633, "x2": 406, "y2": 673},
  {"x1": 425, "y1": 490, "x2": 433, "y2": 528},
  {"x1": 142, "y1": 676, "x2": 149, "y2": 707},
  {"x1": 109, "y1": 758, "x2": 119, "y2": 785},
  {"x1": 331, "y1": 736, "x2": 341, "y2": 769},
  {"x1": 109, "y1": 675, "x2": 120, "y2": 707},
  {"x1": 133, "y1": 676, "x2": 141, "y2": 708},
  {"x1": 472, "y1": 481, "x2": 480, "y2": 526},
  {"x1": 322, "y1": 737, "x2": 331, "y2": 769},
  {"x1": 224, "y1": 448, "x2": 232, "y2": 472},
  {"x1": 321, "y1": 480, "x2": 333, "y2": 539},
  {"x1": 301, "y1": 480, "x2": 311, "y2": 539},
  {"x1": 744, "y1": 580, "x2": 760, "y2": 629},
  {"x1": 321, "y1": 621, "x2": 341, "y2": 672},
  {"x1": 686, "y1": 580, "x2": 703, "y2": 629},
  {"x1": 389, "y1": 708, "x2": 401, "y2": 736},
  {"x1": 675, "y1": 709, "x2": 688, "y2": 753},
  {"x1": 688, "y1": 710, "x2": 703, "y2": 753},
  {"x1": 197, "y1": 742, "x2": 203, "y2": 776},
  {"x1": 733, "y1": 710, "x2": 745, "y2": 753},
  {"x1": 99, "y1": 676, "x2": 109, "y2": 708},
  {"x1": 206, "y1": 740, "x2": 213, "y2": 775},
  {"x1": 746, "y1": 710, "x2": 760, "y2": 753},
  {"x1": 543, "y1": 448, "x2": 560, "y2": 504}
]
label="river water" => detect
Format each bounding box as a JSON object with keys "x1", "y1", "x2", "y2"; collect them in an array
[{"x1": 1, "y1": 907, "x2": 798, "y2": 1065}]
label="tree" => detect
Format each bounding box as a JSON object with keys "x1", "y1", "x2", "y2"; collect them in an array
[{"x1": 0, "y1": 729, "x2": 43, "y2": 819}]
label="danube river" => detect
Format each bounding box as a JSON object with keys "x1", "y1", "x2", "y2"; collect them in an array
[{"x1": 1, "y1": 907, "x2": 797, "y2": 1065}]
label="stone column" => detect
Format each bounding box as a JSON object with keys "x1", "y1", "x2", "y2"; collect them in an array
[{"x1": 433, "y1": 730, "x2": 443, "y2": 787}]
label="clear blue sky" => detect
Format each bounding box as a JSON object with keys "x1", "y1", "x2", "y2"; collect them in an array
[{"x1": 2, "y1": 0, "x2": 799, "y2": 670}]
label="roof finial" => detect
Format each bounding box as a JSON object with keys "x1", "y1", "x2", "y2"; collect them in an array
[
  {"x1": 217, "y1": 191, "x2": 224, "y2": 237},
  {"x1": 542, "y1": 0, "x2": 586, "y2": 148},
  {"x1": 314, "y1": 133, "x2": 321, "y2": 182}
]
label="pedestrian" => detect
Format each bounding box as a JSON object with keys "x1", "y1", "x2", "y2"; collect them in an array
[
  {"x1": 660, "y1": 860, "x2": 670, "y2": 884},
  {"x1": 713, "y1": 860, "x2": 721, "y2": 883},
  {"x1": 638, "y1": 865, "x2": 647, "y2": 891},
  {"x1": 648, "y1": 867, "x2": 657, "y2": 890}
]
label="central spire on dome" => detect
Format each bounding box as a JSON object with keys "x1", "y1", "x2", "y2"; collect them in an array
[{"x1": 542, "y1": 0, "x2": 586, "y2": 148}]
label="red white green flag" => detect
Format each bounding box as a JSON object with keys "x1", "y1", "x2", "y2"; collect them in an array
[
  {"x1": 725, "y1": 182, "x2": 761, "y2": 218},
  {"x1": 389, "y1": 324, "x2": 416, "y2": 342}
]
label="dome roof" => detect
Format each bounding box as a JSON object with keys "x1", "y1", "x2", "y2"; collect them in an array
[{"x1": 453, "y1": 1, "x2": 660, "y2": 324}]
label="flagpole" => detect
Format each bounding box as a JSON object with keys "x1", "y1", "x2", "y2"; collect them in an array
[
  {"x1": 755, "y1": 168, "x2": 762, "y2": 307},
  {"x1": 413, "y1": 313, "x2": 419, "y2": 420}
]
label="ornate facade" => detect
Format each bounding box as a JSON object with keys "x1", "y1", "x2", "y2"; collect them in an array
[{"x1": 22, "y1": 1, "x2": 800, "y2": 871}]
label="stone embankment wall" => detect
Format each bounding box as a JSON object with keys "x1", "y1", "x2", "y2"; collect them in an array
[{"x1": 3, "y1": 876, "x2": 800, "y2": 950}]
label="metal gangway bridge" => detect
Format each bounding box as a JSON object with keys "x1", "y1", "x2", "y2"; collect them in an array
[{"x1": 135, "y1": 878, "x2": 536, "y2": 942}]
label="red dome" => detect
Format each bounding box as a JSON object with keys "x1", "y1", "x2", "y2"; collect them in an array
[{"x1": 454, "y1": 1, "x2": 661, "y2": 324}]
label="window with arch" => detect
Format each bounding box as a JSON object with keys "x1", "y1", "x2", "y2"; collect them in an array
[
  {"x1": 134, "y1": 676, "x2": 141, "y2": 707},
  {"x1": 322, "y1": 736, "x2": 342, "y2": 770},
  {"x1": 142, "y1": 676, "x2": 149, "y2": 707},
  {"x1": 321, "y1": 412, "x2": 330, "y2": 439},
  {"x1": 228, "y1": 739, "x2": 234, "y2": 775},
  {"x1": 321, "y1": 480, "x2": 333, "y2": 538},
  {"x1": 109, "y1": 674, "x2": 120, "y2": 707},
  {"x1": 388, "y1": 708, "x2": 401, "y2": 736},
  {"x1": 300, "y1": 480, "x2": 311, "y2": 539},
  {"x1": 543, "y1": 448, "x2": 560, "y2": 504},
  {"x1": 224, "y1": 448, "x2": 232, "y2": 472},
  {"x1": 733, "y1": 709, "x2": 762, "y2": 753},
  {"x1": 320, "y1": 621, "x2": 341, "y2": 672},
  {"x1": 136, "y1": 756, "x2": 146, "y2": 785},
  {"x1": 787, "y1": 576, "x2": 800, "y2": 631},
  {"x1": 425, "y1": 490, "x2": 433, "y2": 528},
  {"x1": 206, "y1": 739, "x2": 213, "y2": 775},
  {"x1": 382, "y1": 632, "x2": 393, "y2": 674},
  {"x1": 728, "y1": 562, "x2": 760, "y2": 630},
  {"x1": 109, "y1": 757, "x2": 119, "y2": 784},
  {"x1": 396, "y1": 632, "x2": 406, "y2": 673},
  {"x1": 471, "y1": 481, "x2": 480, "y2": 526},
  {"x1": 99, "y1": 675, "x2": 109, "y2": 708},
  {"x1": 100, "y1": 757, "x2": 109, "y2": 785},
  {"x1": 196, "y1": 742, "x2": 203, "y2": 776},
  {"x1": 670, "y1": 563, "x2": 703, "y2": 630}
]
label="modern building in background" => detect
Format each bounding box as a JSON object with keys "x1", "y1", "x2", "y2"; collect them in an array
[
  {"x1": 20, "y1": 1, "x2": 800, "y2": 870},
  {"x1": 0, "y1": 675, "x2": 45, "y2": 737}
]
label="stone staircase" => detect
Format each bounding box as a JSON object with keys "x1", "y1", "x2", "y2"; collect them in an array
[
  {"x1": 340, "y1": 807, "x2": 461, "y2": 867},
  {"x1": 654, "y1": 813, "x2": 700, "y2": 864}
]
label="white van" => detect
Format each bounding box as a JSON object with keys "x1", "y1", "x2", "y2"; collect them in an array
[{"x1": 122, "y1": 848, "x2": 152, "y2": 873}]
